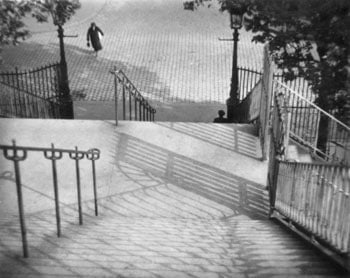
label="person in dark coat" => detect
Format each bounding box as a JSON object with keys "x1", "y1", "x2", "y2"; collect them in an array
[
  {"x1": 87, "y1": 22, "x2": 104, "y2": 56},
  {"x1": 213, "y1": 110, "x2": 229, "y2": 123}
]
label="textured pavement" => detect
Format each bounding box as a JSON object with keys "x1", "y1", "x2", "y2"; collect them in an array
[
  {"x1": 0, "y1": 0, "x2": 263, "y2": 104},
  {"x1": 0, "y1": 119, "x2": 347, "y2": 277}
]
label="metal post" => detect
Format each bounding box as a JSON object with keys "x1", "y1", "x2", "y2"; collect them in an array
[
  {"x1": 57, "y1": 25, "x2": 74, "y2": 119},
  {"x1": 92, "y1": 159, "x2": 98, "y2": 216},
  {"x1": 44, "y1": 144, "x2": 63, "y2": 237},
  {"x1": 3, "y1": 141, "x2": 28, "y2": 257},
  {"x1": 87, "y1": 148, "x2": 100, "y2": 217},
  {"x1": 113, "y1": 67, "x2": 118, "y2": 126},
  {"x1": 122, "y1": 81, "x2": 126, "y2": 120},
  {"x1": 226, "y1": 28, "x2": 240, "y2": 122},
  {"x1": 69, "y1": 147, "x2": 85, "y2": 225}
]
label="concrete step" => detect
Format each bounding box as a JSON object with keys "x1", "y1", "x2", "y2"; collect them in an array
[
  {"x1": 0, "y1": 199, "x2": 345, "y2": 277},
  {"x1": 74, "y1": 100, "x2": 228, "y2": 122},
  {"x1": 1, "y1": 118, "x2": 345, "y2": 276}
]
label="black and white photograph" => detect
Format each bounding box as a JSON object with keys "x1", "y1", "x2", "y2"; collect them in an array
[{"x1": 0, "y1": 0, "x2": 349, "y2": 277}]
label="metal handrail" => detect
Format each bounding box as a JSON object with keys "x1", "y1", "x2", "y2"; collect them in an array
[
  {"x1": 0, "y1": 63, "x2": 60, "y2": 100},
  {"x1": 275, "y1": 80, "x2": 350, "y2": 131},
  {"x1": 0, "y1": 140, "x2": 101, "y2": 258},
  {"x1": 274, "y1": 160, "x2": 350, "y2": 255},
  {"x1": 110, "y1": 67, "x2": 156, "y2": 125},
  {"x1": 274, "y1": 80, "x2": 350, "y2": 164},
  {"x1": 0, "y1": 82, "x2": 61, "y2": 119}
]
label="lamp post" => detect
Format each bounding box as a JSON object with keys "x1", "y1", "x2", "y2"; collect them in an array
[
  {"x1": 57, "y1": 25, "x2": 74, "y2": 119},
  {"x1": 226, "y1": 10, "x2": 243, "y2": 122}
]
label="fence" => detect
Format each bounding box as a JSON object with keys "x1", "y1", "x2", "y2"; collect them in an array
[
  {"x1": 0, "y1": 140, "x2": 101, "y2": 258},
  {"x1": 0, "y1": 82, "x2": 60, "y2": 118},
  {"x1": 237, "y1": 67, "x2": 314, "y2": 105},
  {"x1": 0, "y1": 63, "x2": 62, "y2": 119},
  {"x1": 267, "y1": 77, "x2": 350, "y2": 266},
  {"x1": 111, "y1": 68, "x2": 156, "y2": 125},
  {"x1": 274, "y1": 80, "x2": 350, "y2": 165},
  {"x1": 267, "y1": 91, "x2": 291, "y2": 213},
  {"x1": 237, "y1": 66, "x2": 262, "y2": 100},
  {"x1": 258, "y1": 45, "x2": 274, "y2": 160},
  {"x1": 0, "y1": 63, "x2": 60, "y2": 100},
  {"x1": 274, "y1": 161, "x2": 350, "y2": 254}
]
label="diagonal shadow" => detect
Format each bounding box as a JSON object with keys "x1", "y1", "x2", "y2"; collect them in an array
[
  {"x1": 0, "y1": 138, "x2": 345, "y2": 277},
  {"x1": 115, "y1": 132, "x2": 269, "y2": 219},
  {"x1": 156, "y1": 122, "x2": 261, "y2": 159}
]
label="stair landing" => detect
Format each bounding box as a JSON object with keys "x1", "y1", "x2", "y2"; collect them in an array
[{"x1": 0, "y1": 119, "x2": 346, "y2": 277}]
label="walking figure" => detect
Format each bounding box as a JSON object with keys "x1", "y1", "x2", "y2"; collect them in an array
[{"x1": 87, "y1": 22, "x2": 104, "y2": 56}]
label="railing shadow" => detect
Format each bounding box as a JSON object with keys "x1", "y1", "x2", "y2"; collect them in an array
[
  {"x1": 157, "y1": 122, "x2": 261, "y2": 160},
  {"x1": 0, "y1": 134, "x2": 345, "y2": 276},
  {"x1": 115, "y1": 132, "x2": 269, "y2": 219}
]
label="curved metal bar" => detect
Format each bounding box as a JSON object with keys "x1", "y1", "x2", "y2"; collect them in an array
[
  {"x1": 86, "y1": 148, "x2": 100, "y2": 161},
  {"x1": 3, "y1": 140, "x2": 27, "y2": 162},
  {"x1": 44, "y1": 144, "x2": 63, "y2": 160},
  {"x1": 69, "y1": 147, "x2": 85, "y2": 160}
]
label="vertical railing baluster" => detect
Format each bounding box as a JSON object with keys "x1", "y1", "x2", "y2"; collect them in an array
[
  {"x1": 143, "y1": 104, "x2": 146, "y2": 121},
  {"x1": 69, "y1": 147, "x2": 85, "y2": 225},
  {"x1": 87, "y1": 149, "x2": 100, "y2": 216},
  {"x1": 139, "y1": 99, "x2": 142, "y2": 121},
  {"x1": 122, "y1": 81, "x2": 126, "y2": 120},
  {"x1": 129, "y1": 87, "x2": 132, "y2": 121},
  {"x1": 113, "y1": 67, "x2": 118, "y2": 126},
  {"x1": 3, "y1": 140, "x2": 28, "y2": 257},
  {"x1": 134, "y1": 95, "x2": 137, "y2": 120},
  {"x1": 44, "y1": 144, "x2": 63, "y2": 237}
]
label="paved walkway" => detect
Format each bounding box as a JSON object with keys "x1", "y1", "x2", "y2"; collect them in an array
[
  {"x1": 0, "y1": 0, "x2": 263, "y2": 104},
  {"x1": 0, "y1": 119, "x2": 347, "y2": 277}
]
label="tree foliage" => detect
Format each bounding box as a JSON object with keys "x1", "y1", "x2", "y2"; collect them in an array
[
  {"x1": 31, "y1": 0, "x2": 81, "y2": 26},
  {"x1": 0, "y1": 0, "x2": 31, "y2": 46},
  {"x1": 0, "y1": 0, "x2": 80, "y2": 49},
  {"x1": 191, "y1": 0, "x2": 350, "y2": 123},
  {"x1": 0, "y1": 0, "x2": 80, "y2": 65}
]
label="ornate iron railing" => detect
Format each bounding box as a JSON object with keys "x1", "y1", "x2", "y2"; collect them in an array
[
  {"x1": 0, "y1": 63, "x2": 62, "y2": 118},
  {"x1": 237, "y1": 66, "x2": 262, "y2": 100},
  {"x1": 0, "y1": 63, "x2": 60, "y2": 100},
  {"x1": 0, "y1": 140, "x2": 101, "y2": 258},
  {"x1": 274, "y1": 161, "x2": 350, "y2": 255},
  {"x1": 110, "y1": 68, "x2": 156, "y2": 125},
  {"x1": 0, "y1": 82, "x2": 60, "y2": 118},
  {"x1": 267, "y1": 80, "x2": 350, "y2": 269},
  {"x1": 274, "y1": 80, "x2": 350, "y2": 165}
]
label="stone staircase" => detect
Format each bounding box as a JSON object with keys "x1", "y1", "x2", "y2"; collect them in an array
[{"x1": 0, "y1": 119, "x2": 347, "y2": 277}]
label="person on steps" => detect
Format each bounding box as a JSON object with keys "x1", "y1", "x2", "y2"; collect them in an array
[{"x1": 87, "y1": 22, "x2": 104, "y2": 57}]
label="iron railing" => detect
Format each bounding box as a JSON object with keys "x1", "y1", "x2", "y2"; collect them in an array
[
  {"x1": 267, "y1": 83, "x2": 350, "y2": 268},
  {"x1": 259, "y1": 45, "x2": 274, "y2": 160},
  {"x1": 0, "y1": 63, "x2": 60, "y2": 100},
  {"x1": 110, "y1": 68, "x2": 156, "y2": 125},
  {"x1": 274, "y1": 80, "x2": 350, "y2": 165},
  {"x1": 267, "y1": 91, "x2": 291, "y2": 213},
  {"x1": 0, "y1": 63, "x2": 62, "y2": 118},
  {"x1": 236, "y1": 67, "x2": 314, "y2": 104},
  {"x1": 274, "y1": 160, "x2": 350, "y2": 255},
  {"x1": 237, "y1": 66, "x2": 262, "y2": 100},
  {"x1": 0, "y1": 140, "x2": 101, "y2": 258},
  {"x1": 0, "y1": 82, "x2": 60, "y2": 118}
]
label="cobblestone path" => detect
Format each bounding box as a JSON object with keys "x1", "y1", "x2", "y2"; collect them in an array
[{"x1": 0, "y1": 0, "x2": 263, "y2": 103}]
